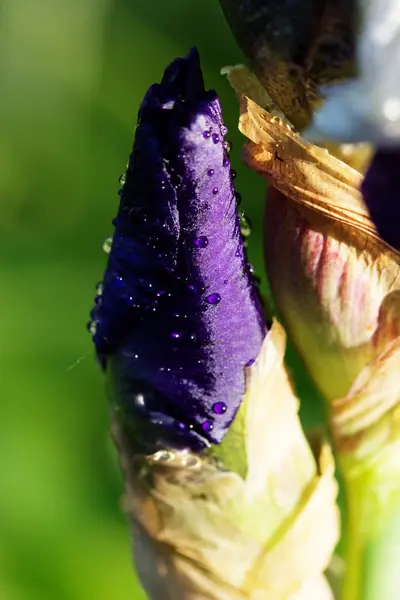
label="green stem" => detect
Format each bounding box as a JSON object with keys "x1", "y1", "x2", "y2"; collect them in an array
[{"x1": 341, "y1": 457, "x2": 400, "y2": 600}]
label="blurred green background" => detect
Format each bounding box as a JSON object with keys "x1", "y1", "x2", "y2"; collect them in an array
[{"x1": 0, "y1": 1, "x2": 324, "y2": 598}]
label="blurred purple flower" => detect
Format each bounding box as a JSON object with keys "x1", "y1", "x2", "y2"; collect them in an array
[
  {"x1": 89, "y1": 49, "x2": 265, "y2": 451},
  {"x1": 362, "y1": 150, "x2": 400, "y2": 251}
]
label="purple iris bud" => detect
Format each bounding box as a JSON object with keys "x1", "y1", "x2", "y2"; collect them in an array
[
  {"x1": 89, "y1": 49, "x2": 265, "y2": 451},
  {"x1": 362, "y1": 150, "x2": 400, "y2": 251}
]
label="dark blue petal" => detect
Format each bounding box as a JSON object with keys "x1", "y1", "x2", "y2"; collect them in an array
[
  {"x1": 362, "y1": 150, "x2": 400, "y2": 251},
  {"x1": 90, "y1": 48, "x2": 265, "y2": 451}
]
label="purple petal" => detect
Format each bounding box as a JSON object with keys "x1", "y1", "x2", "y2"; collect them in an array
[
  {"x1": 89, "y1": 49, "x2": 265, "y2": 451},
  {"x1": 361, "y1": 150, "x2": 400, "y2": 251}
]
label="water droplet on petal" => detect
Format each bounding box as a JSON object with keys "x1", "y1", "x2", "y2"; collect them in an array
[
  {"x1": 207, "y1": 168, "x2": 215, "y2": 177},
  {"x1": 212, "y1": 187, "x2": 219, "y2": 195},
  {"x1": 246, "y1": 358, "x2": 255, "y2": 367},
  {"x1": 223, "y1": 158, "x2": 230, "y2": 167},
  {"x1": 193, "y1": 235, "x2": 209, "y2": 248},
  {"x1": 156, "y1": 290, "x2": 166, "y2": 297},
  {"x1": 206, "y1": 293, "x2": 221, "y2": 305},
  {"x1": 86, "y1": 321, "x2": 96, "y2": 335},
  {"x1": 240, "y1": 215, "x2": 252, "y2": 237},
  {"x1": 235, "y1": 247, "x2": 241, "y2": 257},
  {"x1": 212, "y1": 133, "x2": 220, "y2": 144},
  {"x1": 231, "y1": 169, "x2": 237, "y2": 179},
  {"x1": 223, "y1": 279, "x2": 228, "y2": 285},
  {"x1": 102, "y1": 236, "x2": 112, "y2": 254},
  {"x1": 221, "y1": 125, "x2": 228, "y2": 135},
  {"x1": 203, "y1": 130, "x2": 211, "y2": 139},
  {"x1": 188, "y1": 282, "x2": 204, "y2": 294},
  {"x1": 202, "y1": 420, "x2": 214, "y2": 432},
  {"x1": 171, "y1": 332, "x2": 182, "y2": 340},
  {"x1": 224, "y1": 140, "x2": 233, "y2": 152},
  {"x1": 134, "y1": 393, "x2": 145, "y2": 407},
  {"x1": 111, "y1": 274, "x2": 127, "y2": 294},
  {"x1": 175, "y1": 421, "x2": 187, "y2": 431},
  {"x1": 212, "y1": 402, "x2": 227, "y2": 415}
]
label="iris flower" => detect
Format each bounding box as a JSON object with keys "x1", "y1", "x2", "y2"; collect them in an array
[{"x1": 89, "y1": 48, "x2": 265, "y2": 452}]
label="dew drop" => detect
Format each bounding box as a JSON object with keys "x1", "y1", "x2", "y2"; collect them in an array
[
  {"x1": 134, "y1": 393, "x2": 145, "y2": 407},
  {"x1": 112, "y1": 274, "x2": 126, "y2": 292},
  {"x1": 212, "y1": 187, "x2": 219, "y2": 195},
  {"x1": 170, "y1": 170, "x2": 182, "y2": 188},
  {"x1": 223, "y1": 279, "x2": 228, "y2": 285},
  {"x1": 212, "y1": 402, "x2": 227, "y2": 415},
  {"x1": 223, "y1": 158, "x2": 230, "y2": 167},
  {"x1": 207, "y1": 168, "x2": 215, "y2": 177},
  {"x1": 188, "y1": 282, "x2": 204, "y2": 294},
  {"x1": 86, "y1": 321, "x2": 96, "y2": 335},
  {"x1": 212, "y1": 133, "x2": 220, "y2": 144},
  {"x1": 171, "y1": 332, "x2": 182, "y2": 340},
  {"x1": 175, "y1": 421, "x2": 187, "y2": 431},
  {"x1": 193, "y1": 235, "x2": 209, "y2": 248},
  {"x1": 202, "y1": 420, "x2": 214, "y2": 432},
  {"x1": 221, "y1": 125, "x2": 228, "y2": 135},
  {"x1": 224, "y1": 140, "x2": 233, "y2": 152},
  {"x1": 231, "y1": 169, "x2": 237, "y2": 179},
  {"x1": 206, "y1": 293, "x2": 221, "y2": 305},
  {"x1": 102, "y1": 236, "x2": 112, "y2": 254},
  {"x1": 203, "y1": 130, "x2": 211, "y2": 139},
  {"x1": 240, "y1": 215, "x2": 252, "y2": 237},
  {"x1": 246, "y1": 358, "x2": 255, "y2": 367},
  {"x1": 235, "y1": 247, "x2": 241, "y2": 257},
  {"x1": 156, "y1": 290, "x2": 166, "y2": 297}
]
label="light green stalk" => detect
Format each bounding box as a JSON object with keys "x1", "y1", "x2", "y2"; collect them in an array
[{"x1": 331, "y1": 339, "x2": 400, "y2": 600}]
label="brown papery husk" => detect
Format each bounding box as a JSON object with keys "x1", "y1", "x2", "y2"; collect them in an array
[{"x1": 223, "y1": 64, "x2": 400, "y2": 406}]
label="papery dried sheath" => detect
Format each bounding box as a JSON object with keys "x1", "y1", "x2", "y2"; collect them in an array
[
  {"x1": 225, "y1": 65, "x2": 400, "y2": 403},
  {"x1": 89, "y1": 49, "x2": 264, "y2": 452}
]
